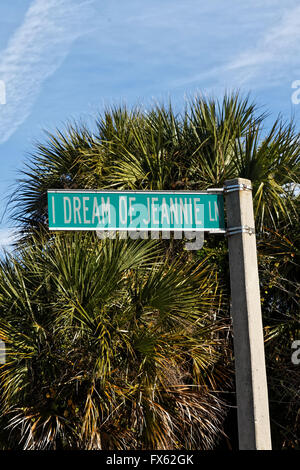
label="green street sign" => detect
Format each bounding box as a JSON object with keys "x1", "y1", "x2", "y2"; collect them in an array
[
  {"x1": 47, "y1": 190, "x2": 225, "y2": 232},
  {"x1": 47, "y1": 180, "x2": 273, "y2": 450}
]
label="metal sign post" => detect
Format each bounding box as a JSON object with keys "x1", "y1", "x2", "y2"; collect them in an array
[{"x1": 224, "y1": 178, "x2": 272, "y2": 450}]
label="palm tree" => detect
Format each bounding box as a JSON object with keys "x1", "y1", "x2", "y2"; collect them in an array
[
  {"x1": 257, "y1": 199, "x2": 300, "y2": 449},
  {"x1": 0, "y1": 234, "x2": 230, "y2": 449},
  {"x1": 11, "y1": 93, "x2": 299, "y2": 238},
  {"x1": 5, "y1": 92, "x2": 300, "y2": 449}
]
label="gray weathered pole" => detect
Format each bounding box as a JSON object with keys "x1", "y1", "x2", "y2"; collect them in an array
[{"x1": 224, "y1": 178, "x2": 272, "y2": 450}]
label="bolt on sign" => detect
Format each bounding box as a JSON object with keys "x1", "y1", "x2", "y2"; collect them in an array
[{"x1": 47, "y1": 190, "x2": 225, "y2": 232}]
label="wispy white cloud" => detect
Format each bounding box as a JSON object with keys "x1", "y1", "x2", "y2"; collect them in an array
[
  {"x1": 171, "y1": 4, "x2": 300, "y2": 91},
  {"x1": 0, "y1": 0, "x2": 95, "y2": 144},
  {"x1": 226, "y1": 6, "x2": 300, "y2": 86},
  {"x1": 0, "y1": 228, "x2": 17, "y2": 248}
]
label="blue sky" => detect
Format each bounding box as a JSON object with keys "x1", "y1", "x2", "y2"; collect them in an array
[{"x1": 1, "y1": 0, "x2": 300, "y2": 249}]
